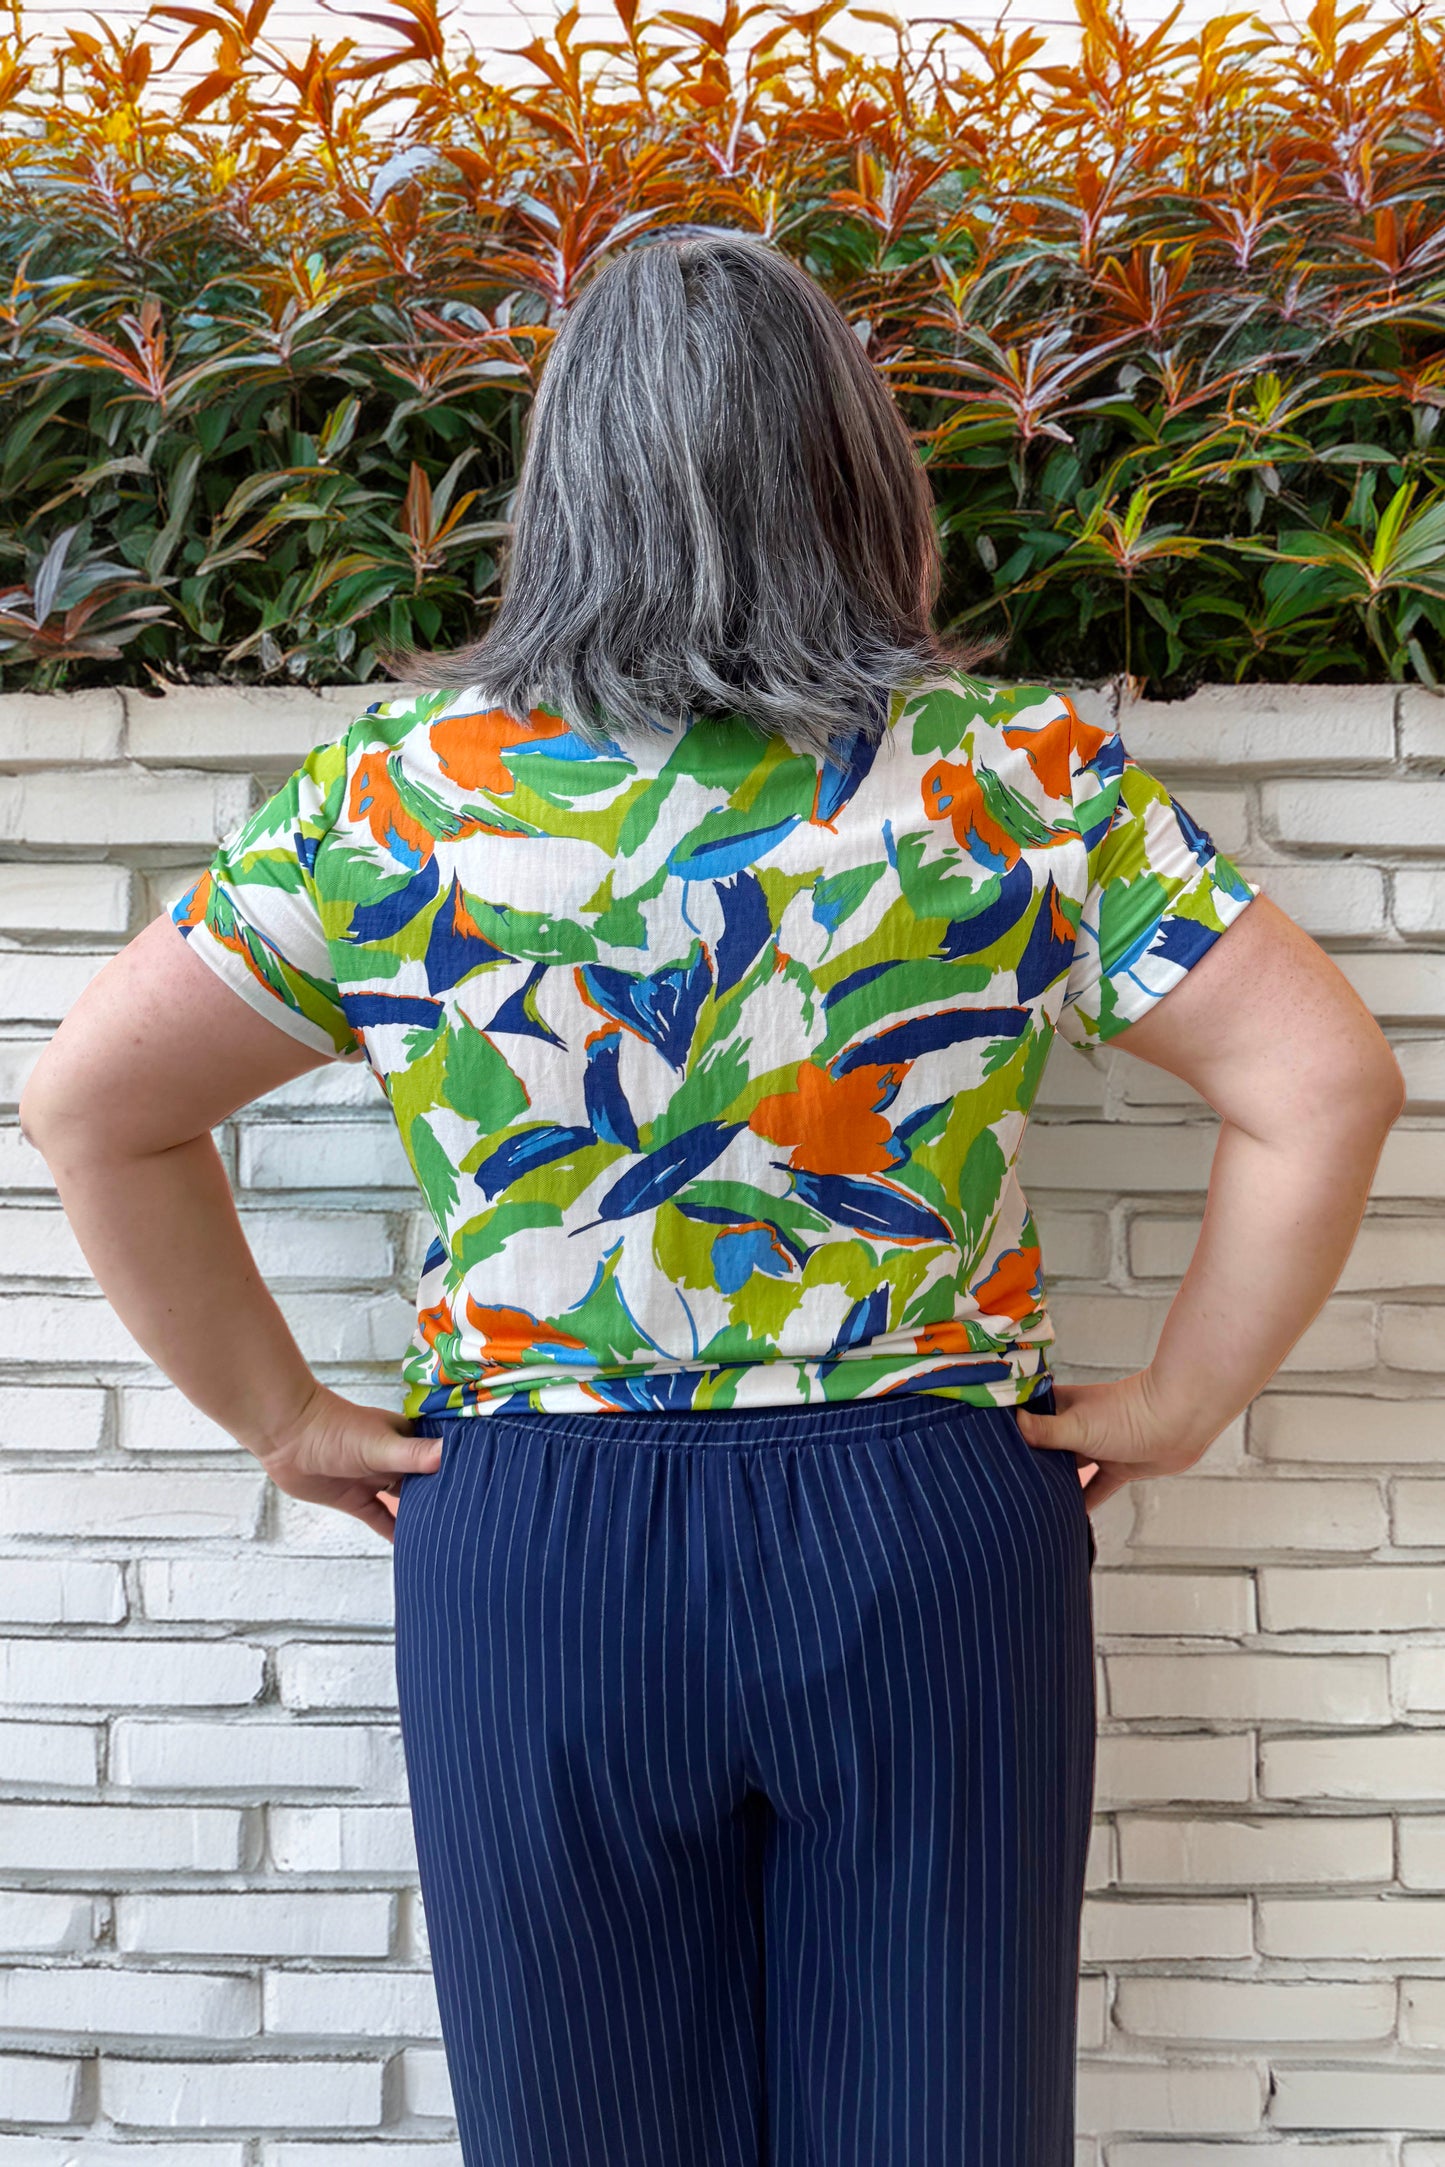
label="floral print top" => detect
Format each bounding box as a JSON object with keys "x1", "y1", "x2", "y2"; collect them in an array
[{"x1": 171, "y1": 672, "x2": 1259, "y2": 1419}]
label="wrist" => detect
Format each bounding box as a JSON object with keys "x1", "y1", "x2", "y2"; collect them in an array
[
  {"x1": 1137, "y1": 1362, "x2": 1227, "y2": 1464},
  {"x1": 241, "y1": 1373, "x2": 333, "y2": 1464}
]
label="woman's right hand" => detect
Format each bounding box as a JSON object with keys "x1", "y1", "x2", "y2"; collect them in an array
[{"x1": 1015, "y1": 1367, "x2": 1220, "y2": 1515}]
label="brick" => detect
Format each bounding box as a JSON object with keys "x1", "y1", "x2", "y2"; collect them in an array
[
  {"x1": 1130, "y1": 1477, "x2": 1385, "y2": 1554},
  {"x1": 0, "y1": 1470, "x2": 265, "y2": 1540},
  {"x1": 1392, "y1": 1478, "x2": 1445, "y2": 1546},
  {"x1": 1237, "y1": 858, "x2": 1387, "y2": 937},
  {"x1": 1019, "y1": 1122, "x2": 1221, "y2": 1194},
  {"x1": 274, "y1": 1489, "x2": 409, "y2": 1557},
  {"x1": 0, "y1": 1205, "x2": 90, "y2": 1276},
  {"x1": 0, "y1": 1035, "x2": 43, "y2": 1109},
  {"x1": 1376, "y1": 1130, "x2": 1445, "y2": 1199},
  {"x1": 1134, "y1": 1213, "x2": 1445, "y2": 1292},
  {"x1": 273, "y1": 1289, "x2": 415, "y2": 1364},
  {"x1": 397, "y1": 2046, "x2": 453, "y2": 2120},
  {"x1": 1044, "y1": 1292, "x2": 1168, "y2": 1369},
  {"x1": 0, "y1": 1891, "x2": 93, "y2": 1953},
  {"x1": 1400, "y1": 1820, "x2": 1445, "y2": 1887},
  {"x1": 275, "y1": 1645, "x2": 400, "y2": 1714},
  {"x1": 0, "y1": 1294, "x2": 144, "y2": 1364},
  {"x1": 1398, "y1": 1039, "x2": 1445, "y2": 1106},
  {"x1": 1106, "y1": 1654, "x2": 1390, "y2": 1725},
  {"x1": 1021, "y1": 1204, "x2": 1109, "y2": 1278},
  {"x1": 0, "y1": 1636, "x2": 263, "y2": 1709},
  {"x1": 268, "y1": 1806, "x2": 417, "y2": 1876},
  {"x1": 1394, "y1": 1647, "x2": 1445, "y2": 1712},
  {"x1": 262, "y1": 1967, "x2": 441, "y2": 2037},
  {"x1": 1078, "y1": 1898, "x2": 1247, "y2": 1967},
  {"x1": 0, "y1": 1385, "x2": 107, "y2": 1454},
  {"x1": 238, "y1": 1122, "x2": 416, "y2": 1192},
  {"x1": 251, "y1": 1062, "x2": 387, "y2": 1113},
  {"x1": 1262, "y1": 1731, "x2": 1445, "y2": 1800},
  {"x1": 262, "y1": 2150, "x2": 457, "y2": 2167},
  {"x1": 1271, "y1": 2067, "x2": 1445, "y2": 2132},
  {"x1": 1396, "y1": 869, "x2": 1445, "y2": 937},
  {"x1": 115, "y1": 1890, "x2": 392, "y2": 1958},
  {"x1": 243, "y1": 1210, "x2": 394, "y2": 1283},
  {"x1": 1114, "y1": 1975, "x2": 1393, "y2": 2042},
  {"x1": 0, "y1": 951, "x2": 110, "y2": 1027},
  {"x1": 0, "y1": 1802, "x2": 244, "y2": 1872},
  {"x1": 1075, "y1": 1971, "x2": 1106, "y2": 2054},
  {"x1": 0, "y1": 1719, "x2": 97, "y2": 1786},
  {"x1": 1075, "y1": 2059, "x2": 1264, "y2": 2136},
  {"x1": 0, "y1": 2146, "x2": 245, "y2": 2166},
  {"x1": 0, "y1": 690, "x2": 124, "y2": 767},
  {"x1": 0, "y1": 2054, "x2": 81, "y2": 2124},
  {"x1": 1094, "y1": 1734, "x2": 1254, "y2": 1808},
  {"x1": 1253, "y1": 1395, "x2": 1445, "y2": 1463},
  {"x1": 1264, "y1": 777, "x2": 1445, "y2": 851},
  {"x1": 1110, "y1": 2147, "x2": 1392, "y2": 2167},
  {"x1": 1259, "y1": 1895, "x2": 1445, "y2": 1954},
  {"x1": 1382, "y1": 1305, "x2": 1445, "y2": 1370},
  {"x1": 1338, "y1": 952, "x2": 1445, "y2": 1023},
  {"x1": 1034, "y1": 1042, "x2": 1109, "y2": 1109},
  {"x1": 1092, "y1": 1572, "x2": 1255, "y2": 1638},
  {"x1": 116, "y1": 1390, "x2": 255, "y2": 1456},
  {"x1": 1122, "y1": 683, "x2": 1396, "y2": 769},
  {"x1": 110, "y1": 1718, "x2": 400, "y2": 1793},
  {"x1": 0, "y1": 1964, "x2": 258, "y2": 2038},
  {"x1": 1117, "y1": 1814, "x2": 1392, "y2": 1888},
  {"x1": 1402, "y1": 684, "x2": 1445, "y2": 762},
  {"x1": 0, "y1": 1126, "x2": 56, "y2": 1191},
  {"x1": 1402, "y1": 1977, "x2": 1445, "y2": 2047},
  {"x1": 0, "y1": 864, "x2": 131, "y2": 934},
  {"x1": 123, "y1": 683, "x2": 368, "y2": 769},
  {"x1": 0, "y1": 767, "x2": 252, "y2": 847},
  {"x1": 0, "y1": 1560, "x2": 125, "y2": 1625},
  {"x1": 139, "y1": 1556, "x2": 394, "y2": 1628},
  {"x1": 101, "y1": 2056, "x2": 384, "y2": 2131},
  {"x1": 1261, "y1": 1565, "x2": 1445, "y2": 1631}
]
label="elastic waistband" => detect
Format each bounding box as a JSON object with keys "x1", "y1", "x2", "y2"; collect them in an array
[{"x1": 414, "y1": 1383, "x2": 1055, "y2": 1453}]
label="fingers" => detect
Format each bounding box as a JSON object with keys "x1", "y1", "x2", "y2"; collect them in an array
[
  {"x1": 351, "y1": 1494, "x2": 398, "y2": 1544},
  {"x1": 1016, "y1": 1404, "x2": 1093, "y2": 1450},
  {"x1": 362, "y1": 1434, "x2": 443, "y2": 1478}
]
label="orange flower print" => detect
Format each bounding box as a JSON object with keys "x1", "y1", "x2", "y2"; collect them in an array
[
  {"x1": 1001, "y1": 695, "x2": 1108, "y2": 803},
  {"x1": 748, "y1": 1062, "x2": 902, "y2": 1176},
  {"x1": 972, "y1": 1243, "x2": 1043, "y2": 1325},
  {"x1": 463, "y1": 1301, "x2": 589, "y2": 1369},
  {"x1": 349, "y1": 751, "x2": 434, "y2": 870},
  {"x1": 920, "y1": 756, "x2": 1021, "y2": 870},
  {"x1": 430, "y1": 707, "x2": 570, "y2": 797}
]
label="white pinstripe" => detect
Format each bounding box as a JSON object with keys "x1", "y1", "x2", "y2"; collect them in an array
[{"x1": 391, "y1": 1393, "x2": 1094, "y2": 2167}]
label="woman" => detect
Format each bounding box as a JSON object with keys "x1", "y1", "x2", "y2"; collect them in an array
[{"x1": 21, "y1": 231, "x2": 1403, "y2": 2166}]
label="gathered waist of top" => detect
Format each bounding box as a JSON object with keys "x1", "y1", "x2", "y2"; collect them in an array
[{"x1": 412, "y1": 1377, "x2": 1058, "y2": 1452}]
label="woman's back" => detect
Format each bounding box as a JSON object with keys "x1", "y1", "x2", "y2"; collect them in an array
[{"x1": 172, "y1": 667, "x2": 1257, "y2": 1417}]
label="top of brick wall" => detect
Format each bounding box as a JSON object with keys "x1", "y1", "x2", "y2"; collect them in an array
[{"x1": 0, "y1": 680, "x2": 1440, "y2": 773}]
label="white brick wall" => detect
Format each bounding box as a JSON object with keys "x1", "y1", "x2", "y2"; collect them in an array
[{"x1": 0, "y1": 674, "x2": 1441, "y2": 2161}]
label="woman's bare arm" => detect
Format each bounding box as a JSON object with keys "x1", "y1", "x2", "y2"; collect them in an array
[
  {"x1": 1017, "y1": 892, "x2": 1407, "y2": 1508},
  {"x1": 18, "y1": 912, "x2": 442, "y2": 1540}
]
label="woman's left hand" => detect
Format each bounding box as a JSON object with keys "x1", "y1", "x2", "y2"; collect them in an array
[{"x1": 255, "y1": 1383, "x2": 443, "y2": 1543}]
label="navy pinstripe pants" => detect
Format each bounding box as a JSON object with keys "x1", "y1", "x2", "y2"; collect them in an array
[{"x1": 392, "y1": 1385, "x2": 1096, "y2": 2167}]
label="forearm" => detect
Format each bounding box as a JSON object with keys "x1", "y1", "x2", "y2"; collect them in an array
[
  {"x1": 1144, "y1": 1106, "x2": 1394, "y2": 1444},
  {"x1": 35, "y1": 1125, "x2": 320, "y2": 1459}
]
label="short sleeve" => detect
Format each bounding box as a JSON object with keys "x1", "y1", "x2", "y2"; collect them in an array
[
  {"x1": 1055, "y1": 718, "x2": 1261, "y2": 1052},
  {"x1": 170, "y1": 729, "x2": 364, "y2": 1062}
]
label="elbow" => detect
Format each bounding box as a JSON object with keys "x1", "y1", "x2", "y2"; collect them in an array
[{"x1": 1323, "y1": 1035, "x2": 1408, "y2": 1144}]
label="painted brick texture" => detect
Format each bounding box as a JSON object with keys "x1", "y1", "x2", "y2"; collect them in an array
[{"x1": 0, "y1": 676, "x2": 1441, "y2": 2161}]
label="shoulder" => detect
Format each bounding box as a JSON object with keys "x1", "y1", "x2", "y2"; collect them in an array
[{"x1": 894, "y1": 671, "x2": 1121, "y2": 832}]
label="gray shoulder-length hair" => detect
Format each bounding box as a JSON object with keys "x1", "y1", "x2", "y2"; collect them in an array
[{"x1": 404, "y1": 227, "x2": 999, "y2": 762}]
